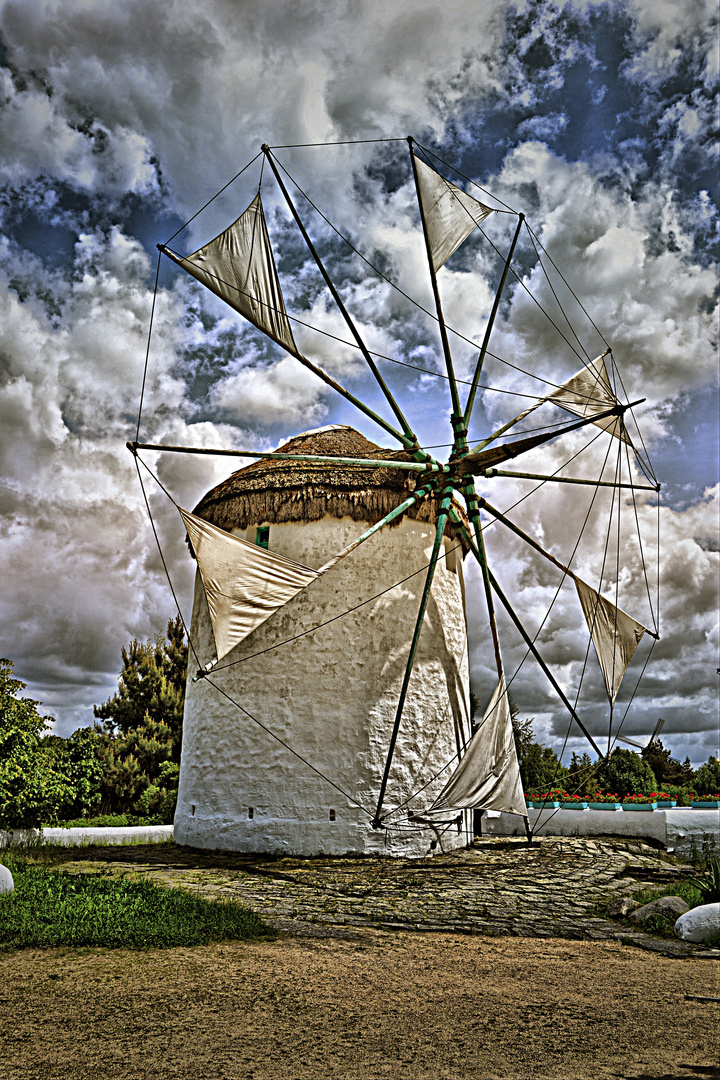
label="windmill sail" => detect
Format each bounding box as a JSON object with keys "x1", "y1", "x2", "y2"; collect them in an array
[
  {"x1": 574, "y1": 576, "x2": 648, "y2": 705},
  {"x1": 433, "y1": 677, "x2": 526, "y2": 816},
  {"x1": 175, "y1": 193, "x2": 297, "y2": 354},
  {"x1": 181, "y1": 509, "x2": 318, "y2": 662},
  {"x1": 489, "y1": 354, "x2": 631, "y2": 446},
  {"x1": 414, "y1": 157, "x2": 493, "y2": 272}
]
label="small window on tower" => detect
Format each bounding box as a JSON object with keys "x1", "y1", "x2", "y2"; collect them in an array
[{"x1": 256, "y1": 525, "x2": 270, "y2": 550}]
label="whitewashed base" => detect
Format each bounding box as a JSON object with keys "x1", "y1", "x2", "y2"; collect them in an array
[{"x1": 0, "y1": 826, "x2": 174, "y2": 848}]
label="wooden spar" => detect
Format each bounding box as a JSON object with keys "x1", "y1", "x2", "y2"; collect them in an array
[
  {"x1": 484, "y1": 468, "x2": 660, "y2": 491},
  {"x1": 316, "y1": 484, "x2": 435, "y2": 573},
  {"x1": 262, "y1": 146, "x2": 422, "y2": 456},
  {"x1": 477, "y1": 495, "x2": 660, "y2": 640},
  {"x1": 461, "y1": 399, "x2": 646, "y2": 475},
  {"x1": 463, "y1": 484, "x2": 504, "y2": 683},
  {"x1": 472, "y1": 346, "x2": 613, "y2": 454},
  {"x1": 463, "y1": 213, "x2": 524, "y2": 428},
  {"x1": 127, "y1": 441, "x2": 448, "y2": 473},
  {"x1": 407, "y1": 138, "x2": 464, "y2": 438},
  {"x1": 448, "y1": 508, "x2": 603, "y2": 757},
  {"x1": 157, "y1": 242, "x2": 418, "y2": 454},
  {"x1": 372, "y1": 483, "x2": 455, "y2": 828}
]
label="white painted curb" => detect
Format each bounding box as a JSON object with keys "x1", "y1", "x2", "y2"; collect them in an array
[{"x1": 0, "y1": 825, "x2": 174, "y2": 848}]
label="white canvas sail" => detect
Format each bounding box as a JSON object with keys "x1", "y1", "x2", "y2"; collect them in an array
[
  {"x1": 181, "y1": 509, "x2": 319, "y2": 662},
  {"x1": 488, "y1": 353, "x2": 631, "y2": 446},
  {"x1": 434, "y1": 677, "x2": 526, "y2": 815},
  {"x1": 177, "y1": 193, "x2": 297, "y2": 354},
  {"x1": 574, "y1": 576, "x2": 648, "y2": 705},
  {"x1": 414, "y1": 157, "x2": 493, "y2": 272},
  {"x1": 545, "y1": 353, "x2": 631, "y2": 443}
]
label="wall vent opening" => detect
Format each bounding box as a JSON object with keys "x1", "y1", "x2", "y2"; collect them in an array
[
  {"x1": 329, "y1": 809, "x2": 336, "y2": 821},
  {"x1": 248, "y1": 807, "x2": 254, "y2": 819},
  {"x1": 190, "y1": 804, "x2": 196, "y2": 816}
]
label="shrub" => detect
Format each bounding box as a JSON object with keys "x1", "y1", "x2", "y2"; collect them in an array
[
  {"x1": 0, "y1": 660, "x2": 73, "y2": 829},
  {"x1": 596, "y1": 748, "x2": 657, "y2": 798},
  {"x1": 694, "y1": 757, "x2": 720, "y2": 796}
]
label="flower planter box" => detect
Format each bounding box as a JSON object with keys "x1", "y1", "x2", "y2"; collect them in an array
[
  {"x1": 655, "y1": 800, "x2": 677, "y2": 808},
  {"x1": 560, "y1": 801, "x2": 588, "y2": 809},
  {"x1": 588, "y1": 802, "x2": 622, "y2": 810},
  {"x1": 621, "y1": 802, "x2": 657, "y2": 811},
  {"x1": 530, "y1": 801, "x2": 561, "y2": 809},
  {"x1": 690, "y1": 800, "x2": 720, "y2": 809}
]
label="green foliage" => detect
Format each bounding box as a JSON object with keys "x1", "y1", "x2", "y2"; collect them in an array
[
  {"x1": 92, "y1": 616, "x2": 187, "y2": 823},
  {"x1": 596, "y1": 747, "x2": 657, "y2": 798},
  {"x1": 566, "y1": 751, "x2": 599, "y2": 797},
  {"x1": 642, "y1": 737, "x2": 695, "y2": 787},
  {"x1": 0, "y1": 855, "x2": 271, "y2": 949},
  {"x1": 510, "y1": 708, "x2": 567, "y2": 792},
  {"x1": 0, "y1": 659, "x2": 73, "y2": 829},
  {"x1": 55, "y1": 813, "x2": 167, "y2": 828},
  {"x1": 693, "y1": 756, "x2": 720, "y2": 796},
  {"x1": 41, "y1": 727, "x2": 104, "y2": 821},
  {"x1": 689, "y1": 857, "x2": 720, "y2": 904}
]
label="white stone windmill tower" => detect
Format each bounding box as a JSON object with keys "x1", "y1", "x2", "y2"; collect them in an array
[{"x1": 174, "y1": 424, "x2": 475, "y2": 857}]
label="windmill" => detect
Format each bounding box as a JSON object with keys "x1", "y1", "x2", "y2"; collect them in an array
[{"x1": 128, "y1": 138, "x2": 660, "y2": 855}]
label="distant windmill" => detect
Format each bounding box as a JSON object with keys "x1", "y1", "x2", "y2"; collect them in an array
[{"x1": 615, "y1": 717, "x2": 665, "y2": 752}]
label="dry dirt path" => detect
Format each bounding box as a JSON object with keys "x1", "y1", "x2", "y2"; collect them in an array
[{"x1": 2, "y1": 836, "x2": 718, "y2": 1079}]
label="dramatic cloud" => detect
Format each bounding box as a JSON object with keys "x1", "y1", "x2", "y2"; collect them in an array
[{"x1": 0, "y1": 0, "x2": 717, "y2": 775}]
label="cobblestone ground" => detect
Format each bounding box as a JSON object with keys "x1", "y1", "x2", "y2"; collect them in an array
[{"x1": 49, "y1": 835, "x2": 719, "y2": 958}]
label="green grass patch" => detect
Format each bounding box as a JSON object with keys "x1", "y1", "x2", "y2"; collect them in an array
[
  {"x1": 0, "y1": 855, "x2": 273, "y2": 950},
  {"x1": 624, "y1": 881, "x2": 706, "y2": 939}
]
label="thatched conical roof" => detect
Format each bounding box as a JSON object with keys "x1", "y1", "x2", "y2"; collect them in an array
[{"x1": 193, "y1": 425, "x2": 467, "y2": 544}]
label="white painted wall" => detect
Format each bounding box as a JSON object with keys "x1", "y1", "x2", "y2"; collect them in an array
[
  {"x1": 481, "y1": 807, "x2": 720, "y2": 858},
  {"x1": 176, "y1": 514, "x2": 472, "y2": 857}
]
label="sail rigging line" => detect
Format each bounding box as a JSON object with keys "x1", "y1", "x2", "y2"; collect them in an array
[
  {"x1": 606, "y1": 350, "x2": 657, "y2": 484},
  {"x1": 133, "y1": 449, "x2": 377, "y2": 820},
  {"x1": 413, "y1": 140, "x2": 518, "y2": 215},
  {"x1": 268, "y1": 138, "x2": 409, "y2": 147},
  {"x1": 164, "y1": 151, "x2": 263, "y2": 246},
  {"x1": 269, "y1": 152, "x2": 588, "y2": 399},
  {"x1": 135, "y1": 252, "x2": 162, "y2": 442},
  {"x1": 202, "y1": 673, "x2": 376, "y2": 820},
  {"x1": 524, "y1": 220, "x2": 611, "y2": 351},
  {"x1": 475, "y1": 221, "x2": 592, "y2": 366},
  {"x1": 263, "y1": 146, "x2": 420, "y2": 449},
  {"x1": 523, "y1": 221, "x2": 593, "y2": 363},
  {"x1": 463, "y1": 213, "x2": 525, "y2": 429}
]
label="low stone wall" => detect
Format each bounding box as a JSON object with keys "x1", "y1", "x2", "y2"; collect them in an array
[
  {"x1": 0, "y1": 825, "x2": 174, "y2": 848},
  {"x1": 482, "y1": 807, "x2": 719, "y2": 857}
]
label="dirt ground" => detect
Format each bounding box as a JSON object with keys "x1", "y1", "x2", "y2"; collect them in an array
[{"x1": 2, "y1": 929, "x2": 718, "y2": 1080}]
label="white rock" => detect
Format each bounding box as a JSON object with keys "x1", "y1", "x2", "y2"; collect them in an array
[
  {"x1": 674, "y1": 903, "x2": 720, "y2": 944},
  {"x1": 0, "y1": 864, "x2": 14, "y2": 894}
]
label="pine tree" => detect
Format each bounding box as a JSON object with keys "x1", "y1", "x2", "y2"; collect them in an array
[{"x1": 93, "y1": 616, "x2": 188, "y2": 821}]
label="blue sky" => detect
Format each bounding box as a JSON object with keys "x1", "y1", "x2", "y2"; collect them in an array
[{"x1": 0, "y1": 0, "x2": 717, "y2": 767}]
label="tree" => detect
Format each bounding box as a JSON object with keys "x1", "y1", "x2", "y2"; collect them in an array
[
  {"x1": 642, "y1": 737, "x2": 695, "y2": 787},
  {"x1": 93, "y1": 616, "x2": 188, "y2": 821},
  {"x1": 42, "y1": 728, "x2": 104, "y2": 821},
  {"x1": 509, "y1": 699, "x2": 567, "y2": 792},
  {"x1": 693, "y1": 756, "x2": 720, "y2": 796},
  {"x1": 0, "y1": 659, "x2": 72, "y2": 829},
  {"x1": 597, "y1": 747, "x2": 657, "y2": 798},
  {"x1": 567, "y1": 751, "x2": 598, "y2": 797}
]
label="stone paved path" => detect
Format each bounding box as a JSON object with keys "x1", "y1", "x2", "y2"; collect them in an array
[{"x1": 50, "y1": 835, "x2": 720, "y2": 958}]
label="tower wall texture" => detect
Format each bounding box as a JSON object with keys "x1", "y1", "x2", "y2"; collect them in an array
[{"x1": 175, "y1": 514, "x2": 472, "y2": 857}]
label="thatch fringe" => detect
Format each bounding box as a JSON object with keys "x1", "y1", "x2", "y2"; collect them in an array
[{"x1": 193, "y1": 426, "x2": 469, "y2": 547}]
